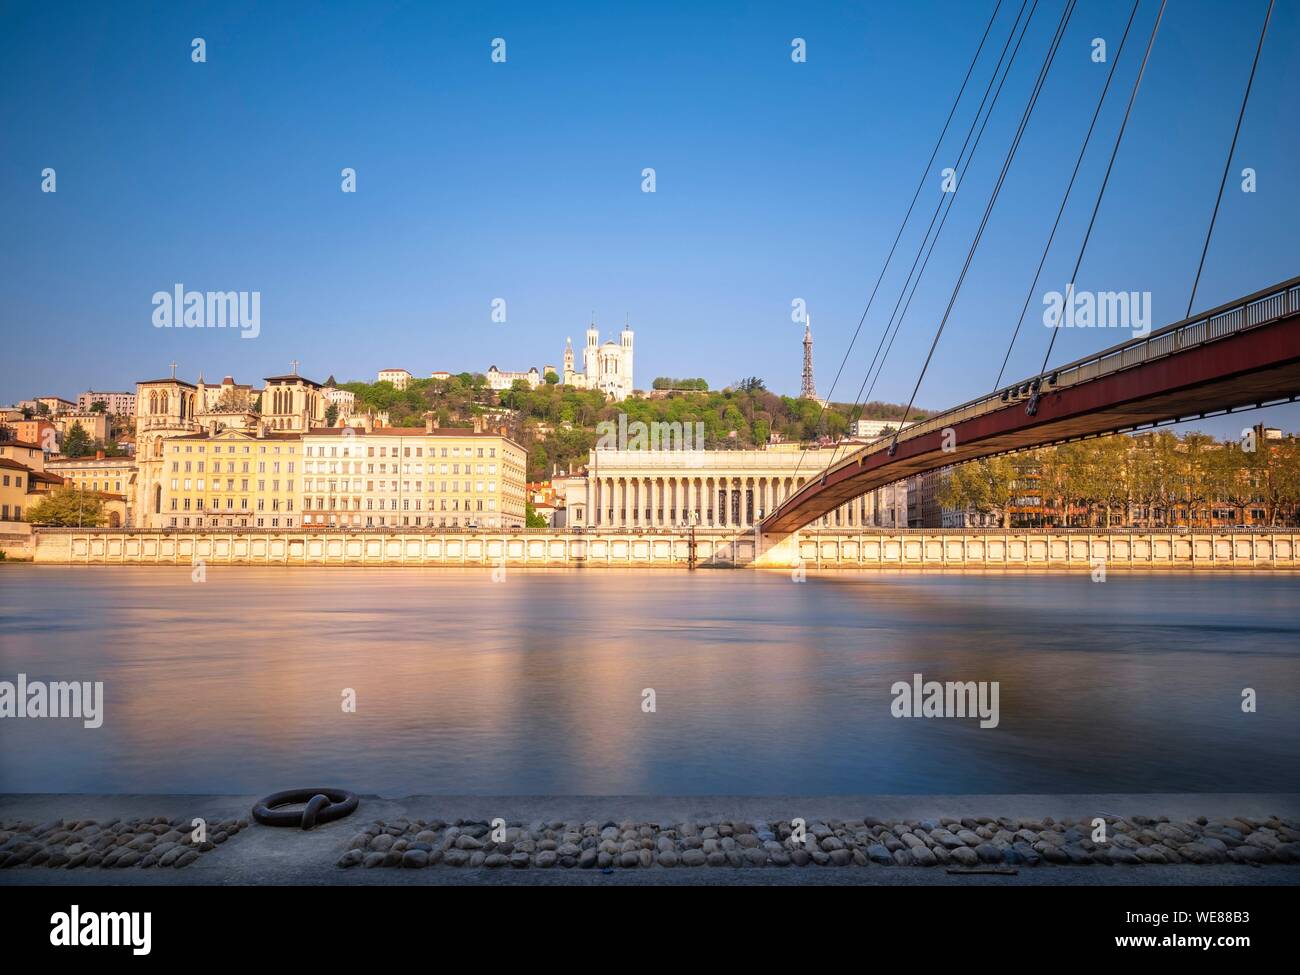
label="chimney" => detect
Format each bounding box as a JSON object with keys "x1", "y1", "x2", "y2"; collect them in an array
[
  {"x1": 256, "y1": 424, "x2": 265, "y2": 439},
  {"x1": 472, "y1": 415, "x2": 484, "y2": 434},
  {"x1": 499, "y1": 425, "x2": 508, "y2": 437},
  {"x1": 424, "y1": 412, "x2": 439, "y2": 433},
  {"x1": 95, "y1": 450, "x2": 105, "y2": 460}
]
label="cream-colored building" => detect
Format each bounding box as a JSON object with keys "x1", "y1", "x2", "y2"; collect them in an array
[
  {"x1": 321, "y1": 376, "x2": 355, "y2": 417},
  {"x1": 56, "y1": 411, "x2": 111, "y2": 443},
  {"x1": 377, "y1": 368, "x2": 412, "y2": 390},
  {"x1": 158, "y1": 428, "x2": 302, "y2": 530},
  {"x1": 0, "y1": 440, "x2": 46, "y2": 472},
  {"x1": 0, "y1": 457, "x2": 30, "y2": 523},
  {"x1": 77, "y1": 391, "x2": 136, "y2": 415},
  {"x1": 301, "y1": 417, "x2": 526, "y2": 529},
  {"x1": 485, "y1": 365, "x2": 543, "y2": 391},
  {"x1": 134, "y1": 376, "x2": 202, "y2": 527},
  {"x1": 566, "y1": 445, "x2": 906, "y2": 530},
  {"x1": 133, "y1": 370, "x2": 330, "y2": 526},
  {"x1": 46, "y1": 453, "x2": 137, "y2": 518},
  {"x1": 852, "y1": 418, "x2": 916, "y2": 439}
]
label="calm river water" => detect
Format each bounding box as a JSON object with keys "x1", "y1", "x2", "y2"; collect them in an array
[{"x1": 1, "y1": 566, "x2": 1297, "y2": 795}]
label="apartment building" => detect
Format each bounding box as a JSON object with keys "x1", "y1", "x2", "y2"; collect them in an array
[
  {"x1": 157, "y1": 428, "x2": 302, "y2": 529},
  {"x1": 300, "y1": 418, "x2": 526, "y2": 529}
]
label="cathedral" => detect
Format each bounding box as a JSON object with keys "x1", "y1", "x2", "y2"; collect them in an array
[{"x1": 562, "y1": 318, "x2": 634, "y2": 401}]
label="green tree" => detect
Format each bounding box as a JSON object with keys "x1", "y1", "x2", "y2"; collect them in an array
[
  {"x1": 90, "y1": 400, "x2": 108, "y2": 413},
  {"x1": 324, "y1": 402, "x2": 340, "y2": 426},
  {"x1": 62, "y1": 421, "x2": 92, "y2": 458},
  {"x1": 544, "y1": 370, "x2": 559, "y2": 385},
  {"x1": 25, "y1": 486, "x2": 106, "y2": 527},
  {"x1": 525, "y1": 500, "x2": 549, "y2": 528}
]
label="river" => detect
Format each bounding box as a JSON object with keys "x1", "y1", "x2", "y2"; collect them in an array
[{"x1": 1, "y1": 566, "x2": 1296, "y2": 795}]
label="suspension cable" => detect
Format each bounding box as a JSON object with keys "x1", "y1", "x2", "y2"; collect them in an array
[
  {"x1": 889, "y1": 0, "x2": 1078, "y2": 454},
  {"x1": 811, "y1": 0, "x2": 1036, "y2": 478},
  {"x1": 993, "y1": 0, "x2": 1141, "y2": 392},
  {"x1": 831, "y1": 1, "x2": 1040, "y2": 472},
  {"x1": 1185, "y1": 0, "x2": 1274, "y2": 318},
  {"x1": 1028, "y1": 0, "x2": 1167, "y2": 414},
  {"x1": 787, "y1": 0, "x2": 1006, "y2": 484}
]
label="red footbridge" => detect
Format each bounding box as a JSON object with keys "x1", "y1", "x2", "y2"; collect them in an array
[{"x1": 761, "y1": 276, "x2": 1300, "y2": 535}]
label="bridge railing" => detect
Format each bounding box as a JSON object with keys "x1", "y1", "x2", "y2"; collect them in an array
[{"x1": 818, "y1": 277, "x2": 1300, "y2": 483}]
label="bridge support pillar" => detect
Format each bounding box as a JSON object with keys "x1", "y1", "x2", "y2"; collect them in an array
[{"x1": 750, "y1": 530, "x2": 800, "y2": 568}]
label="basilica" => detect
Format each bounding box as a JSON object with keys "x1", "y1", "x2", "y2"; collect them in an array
[{"x1": 563, "y1": 319, "x2": 634, "y2": 401}]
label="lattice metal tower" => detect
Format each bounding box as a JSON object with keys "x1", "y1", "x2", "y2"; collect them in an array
[{"x1": 800, "y1": 315, "x2": 817, "y2": 400}]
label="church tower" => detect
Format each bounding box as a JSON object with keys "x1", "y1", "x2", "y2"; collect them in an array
[
  {"x1": 563, "y1": 337, "x2": 576, "y2": 386},
  {"x1": 620, "y1": 317, "x2": 634, "y2": 400},
  {"x1": 134, "y1": 368, "x2": 201, "y2": 527},
  {"x1": 262, "y1": 371, "x2": 326, "y2": 432},
  {"x1": 584, "y1": 316, "x2": 600, "y2": 384}
]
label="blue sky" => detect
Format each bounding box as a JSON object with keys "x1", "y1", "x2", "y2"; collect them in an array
[{"x1": 2, "y1": 0, "x2": 1297, "y2": 436}]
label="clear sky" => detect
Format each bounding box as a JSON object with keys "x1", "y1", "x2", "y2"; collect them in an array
[{"x1": 2, "y1": 0, "x2": 1297, "y2": 437}]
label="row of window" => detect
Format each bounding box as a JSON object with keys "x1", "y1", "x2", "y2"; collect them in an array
[
  {"x1": 171, "y1": 479, "x2": 294, "y2": 493},
  {"x1": 304, "y1": 462, "x2": 496, "y2": 475},
  {"x1": 172, "y1": 443, "x2": 296, "y2": 454},
  {"x1": 172, "y1": 461, "x2": 295, "y2": 474},
  {"x1": 1, "y1": 504, "x2": 22, "y2": 520},
  {"x1": 1, "y1": 474, "x2": 24, "y2": 489},
  {"x1": 169, "y1": 516, "x2": 296, "y2": 528},
  {"x1": 305, "y1": 444, "x2": 498, "y2": 459},
  {"x1": 60, "y1": 478, "x2": 124, "y2": 492},
  {"x1": 301, "y1": 514, "x2": 509, "y2": 528},
  {"x1": 308, "y1": 497, "x2": 496, "y2": 511},
  {"x1": 170, "y1": 498, "x2": 296, "y2": 511},
  {"x1": 303, "y1": 480, "x2": 497, "y2": 493}
]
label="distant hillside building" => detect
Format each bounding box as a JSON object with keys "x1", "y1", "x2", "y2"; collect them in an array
[
  {"x1": 377, "y1": 368, "x2": 412, "y2": 390},
  {"x1": 321, "y1": 376, "x2": 355, "y2": 418},
  {"x1": 77, "y1": 391, "x2": 136, "y2": 415},
  {"x1": 852, "y1": 418, "x2": 916, "y2": 439},
  {"x1": 563, "y1": 318, "x2": 634, "y2": 401}
]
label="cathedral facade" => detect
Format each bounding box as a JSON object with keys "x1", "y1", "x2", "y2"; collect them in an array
[{"x1": 563, "y1": 319, "x2": 634, "y2": 402}]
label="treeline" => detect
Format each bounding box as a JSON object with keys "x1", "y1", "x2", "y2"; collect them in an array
[
  {"x1": 505, "y1": 383, "x2": 928, "y2": 481},
  {"x1": 652, "y1": 377, "x2": 709, "y2": 390},
  {"x1": 939, "y1": 431, "x2": 1300, "y2": 528},
  {"x1": 340, "y1": 374, "x2": 496, "y2": 427},
  {"x1": 339, "y1": 374, "x2": 930, "y2": 482}
]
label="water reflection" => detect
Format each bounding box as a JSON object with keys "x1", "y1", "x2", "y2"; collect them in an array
[{"x1": 0, "y1": 566, "x2": 1296, "y2": 795}]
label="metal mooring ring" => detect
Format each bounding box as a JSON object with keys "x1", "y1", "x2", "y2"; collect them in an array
[{"x1": 252, "y1": 788, "x2": 359, "y2": 830}]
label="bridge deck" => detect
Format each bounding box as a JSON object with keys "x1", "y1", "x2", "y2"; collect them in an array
[{"x1": 763, "y1": 277, "x2": 1300, "y2": 534}]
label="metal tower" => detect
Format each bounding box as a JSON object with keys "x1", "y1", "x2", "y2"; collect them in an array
[{"x1": 800, "y1": 315, "x2": 817, "y2": 400}]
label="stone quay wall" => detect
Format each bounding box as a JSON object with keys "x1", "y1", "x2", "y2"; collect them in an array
[{"x1": 22, "y1": 528, "x2": 1300, "y2": 568}]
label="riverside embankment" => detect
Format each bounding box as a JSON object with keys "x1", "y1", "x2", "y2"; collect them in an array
[{"x1": 11, "y1": 527, "x2": 1300, "y2": 568}]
